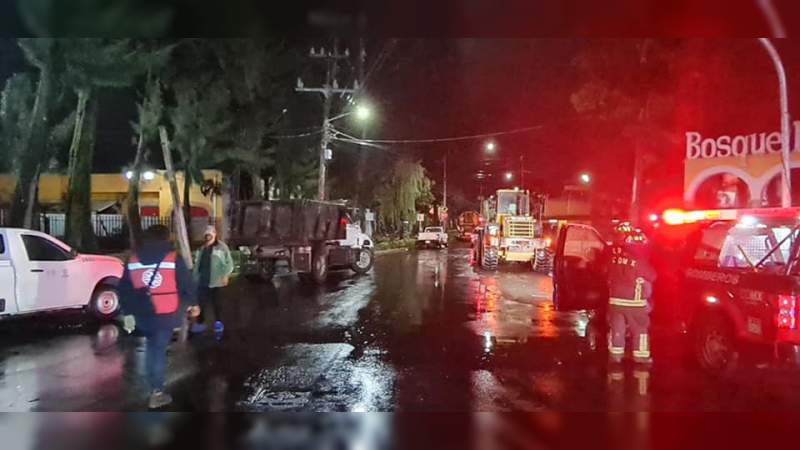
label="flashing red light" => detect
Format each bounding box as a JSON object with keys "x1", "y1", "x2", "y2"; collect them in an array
[
  {"x1": 340, "y1": 217, "x2": 349, "y2": 226},
  {"x1": 778, "y1": 294, "x2": 797, "y2": 329}
]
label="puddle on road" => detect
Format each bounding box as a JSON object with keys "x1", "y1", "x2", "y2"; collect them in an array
[{"x1": 237, "y1": 343, "x2": 395, "y2": 412}]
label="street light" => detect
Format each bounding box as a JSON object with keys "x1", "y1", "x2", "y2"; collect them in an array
[
  {"x1": 327, "y1": 103, "x2": 373, "y2": 123},
  {"x1": 126, "y1": 170, "x2": 155, "y2": 181},
  {"x1": 579, "y1": 173, "x2": 591, "y2": 185},
  {"x1": 505, "y1": 172, "x2": 513, "y2": 181},
  {"x1": 485, "y1": 141, "x2": 497, "y2": 154},
  {"x1": 355, "y1": 104, "x2": 371, "y2": 121}
]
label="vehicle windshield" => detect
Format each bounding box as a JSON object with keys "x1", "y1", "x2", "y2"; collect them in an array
[
  {"x1": 716, "y1": 220, "x2": 800, "y2": 272},
  {"x1": 497, "y1": 192, "x2": 530, "y2": 216},
  {"x1": 425, "y1": 227, "x2": 443, "y2": 233}
]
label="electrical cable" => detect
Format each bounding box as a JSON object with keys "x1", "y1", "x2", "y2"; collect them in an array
[
  {"x1": 272, "y1": 128, "x2": 323, "y2": 139},
  {"x1": 336, "y1": 124, "x2": 547, "y2": 145}
]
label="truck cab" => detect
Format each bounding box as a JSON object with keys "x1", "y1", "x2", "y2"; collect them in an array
[
  {"x1": 553, "y1": 208, "x2": 800, "y2": 372},
  {"x1": 0, "y1": 228, "x2": 123, "y2": 321}
]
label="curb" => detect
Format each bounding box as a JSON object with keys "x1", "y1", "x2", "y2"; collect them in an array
[{"x1": 375, "y1": 248, "x2": 410, "y2": 256}]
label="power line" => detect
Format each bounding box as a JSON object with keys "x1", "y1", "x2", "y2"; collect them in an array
[
  {"x1": 342, "y1": 124, "x2": 547, "y2": 145},
  {"x1": 272, "y1": 129, "x2": 323, "y2": 139}
]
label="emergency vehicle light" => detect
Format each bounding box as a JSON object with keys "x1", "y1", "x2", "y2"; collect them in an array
[
  {"x1": 778, "y1": 295, "x2": 797, "y2": 329},
  {"x1": 661, "y1": 207, "x2": 800, "y2": 226}
]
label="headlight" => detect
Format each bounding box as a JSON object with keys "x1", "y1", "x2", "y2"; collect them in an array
[{"x1": 238, "y1": 246, "x2": 252, "y2": 256}]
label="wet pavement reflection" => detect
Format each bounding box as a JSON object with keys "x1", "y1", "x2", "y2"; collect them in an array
[{"x1": 3, "y1": 244, "x2": 800, "y2": 412}]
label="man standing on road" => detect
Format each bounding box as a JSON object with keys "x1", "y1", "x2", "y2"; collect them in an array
[
  {"x1": 193, "y1": 225, "x2": 234, "y2": 331},
  {"x1": 607, "y1": 224, "x2": 657, "y2": 365},
  {"x1": 119, "y1": 224, "x2": 199, "y2": 409}
]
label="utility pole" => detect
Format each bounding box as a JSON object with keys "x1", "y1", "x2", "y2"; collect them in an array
[
  {"x1": 443, "y1": 152, "x2": 448, "y2": 210},
  {"x1": 354, "y1": 38, "x2": 368, "y2": 207},
  {"x1": 296, "y1": 40, "x2": 358, "y2": 201},
  {"x1": 758, "y1": 38, "x2": 792, "y2": 208},
  {"x1": 520, "y1": 154, "x2": 524, "y2": 189}
]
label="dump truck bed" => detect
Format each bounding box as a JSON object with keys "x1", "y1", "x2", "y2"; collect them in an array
[{"x1": 228, "y1": 200, "x2": 347, "y2": 247}]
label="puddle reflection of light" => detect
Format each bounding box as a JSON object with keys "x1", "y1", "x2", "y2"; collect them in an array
[
  {"x1": 538, "y1": 302, "x2": 558, "y2": 338},
  {"x1": 575, "y1": 314, "x2": 589, "y2": 337},
  {"x1": 483, "y1": 331, "x2": 493, "y2": 352}
]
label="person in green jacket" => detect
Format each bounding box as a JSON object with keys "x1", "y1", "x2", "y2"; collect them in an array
[{"x1": 192, "y1": 225, "x2": 234, "y2": 331}]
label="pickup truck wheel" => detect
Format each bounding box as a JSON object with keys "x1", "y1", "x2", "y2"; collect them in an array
[
  {"x1": 91, "y1": 285, "x2": 121, "y2": 322},
  {"x1": 695, "y1": 314, "x2": 739, "y2": 374},
  {"x1": 351, "y1": 248, "x2": 374, "y2": 275},
  {"x1": 311, "y1": 245, "x2": 329, "y2": 284}
]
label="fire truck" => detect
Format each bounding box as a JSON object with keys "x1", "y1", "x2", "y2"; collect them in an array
[
  {"x1": 473, "y1": 188, "x2": 548, "y2": 271},
  {"x1": 553, "y1": 207, "x2": 800, "y2": 372}
]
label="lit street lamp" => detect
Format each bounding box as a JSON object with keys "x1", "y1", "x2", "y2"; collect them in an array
[
  {"x1": 505, "y1": 172, "x2": 514, "y2": 181},
  {"x1": 355, "y1": 104, "x2": 371, "y2": 121},
  {"x1": 126, "y1": 170, "x2": 155, "y2": 181},
  {"x1": 485, "y1": 141, "x2": 497, "y2": 154},
  {"x1": 579, "y1": 173, "x2": 591, "y2": 185},
  {"x1": 327, "y1": 103, "x2": 372, "y2": 124}
]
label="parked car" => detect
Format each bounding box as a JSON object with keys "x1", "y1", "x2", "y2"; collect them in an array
[
  {"x1": 0, "y1": 228, "x2": 124, "y2": 321},
  {"x1": 417, "y1": 227, "x2": 448, "y2": 249}
]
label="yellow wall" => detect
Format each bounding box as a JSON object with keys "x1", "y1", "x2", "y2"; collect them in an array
[{"x1": 0, "y1": 170, "x2": 224, "y2": 219}]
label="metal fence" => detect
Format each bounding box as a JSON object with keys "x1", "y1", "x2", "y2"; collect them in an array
[{"x1": 2, "y1": 211, "x2": 220, "y2": 249}]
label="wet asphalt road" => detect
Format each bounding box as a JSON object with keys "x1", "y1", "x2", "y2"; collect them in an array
[{"x1": 4, "y1": 244, "x2": 800, "y2": 412}]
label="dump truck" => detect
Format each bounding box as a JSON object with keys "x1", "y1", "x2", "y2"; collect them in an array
[
  {"x1": 456, "y1": 211, "x2": 481, "y2": 241},
  {"x1": 473, "y1": 189, "x2": 548, "y2": 271},
  {"x1": 228, "y1": 200, "x2": 374, "y2": 284}
]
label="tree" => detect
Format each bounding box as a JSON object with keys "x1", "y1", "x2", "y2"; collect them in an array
[
  {"x1": 375, "y1": 159, "x2": 433, "y2": 234},
  {"x1": 9, "y1": 38, "x2": 57, "y2": 229},
  {"x1": 270, "y1": 143, "x2": 318, "y2": 200},
  {"x1": 0, "y1": 74, "x2": 36, "y2": 175},
  {"x1": 208, "y1": 39, "x2": 289, "y2": 200},
  {"x1": 569, "y1": 39, "x2": 682, "y2": 224},
  {"x1": 166, "y1": 76, "x2": 232, "y2": 225},
  {"x1": 17, "y1": 0, "x2": 173, "y2": 37},
  {"x1": 127, "y1": 74, "x2": 164, "y2": 248},
  {"x1": 59, "y1": 39, "x2": 157, "y2": 251}
]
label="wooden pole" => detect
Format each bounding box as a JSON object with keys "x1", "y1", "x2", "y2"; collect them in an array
[{"x1": 159, "y1": 125, "x2": 193, "y2": 269}]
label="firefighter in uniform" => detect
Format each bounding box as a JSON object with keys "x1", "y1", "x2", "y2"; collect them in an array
[{"x1": 607, "y1": 223, "x2": 657, "y2": 365}]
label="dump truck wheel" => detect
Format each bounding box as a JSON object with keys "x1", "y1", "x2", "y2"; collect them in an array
[
  {"x1": 311, "y1": 244, "x2": 329, "y2": 284},
  {"x1": 351, "y1": 248, "x2": 374, "y2": 275},
  {"x1": 245, "y1": 259, "x2": 274, "y2": 283}
]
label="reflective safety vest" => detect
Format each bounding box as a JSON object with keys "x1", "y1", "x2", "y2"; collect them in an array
[{"x1": 127, "y1": 251, "x2": 179, "y2": 315}]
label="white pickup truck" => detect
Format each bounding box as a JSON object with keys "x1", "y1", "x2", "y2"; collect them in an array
[
  {"x1": 416, "y1": 226, "x2": 449, "y2": 249},
  {"x1": 0, "y1": 228, "x2": 124, "y2": 321}
]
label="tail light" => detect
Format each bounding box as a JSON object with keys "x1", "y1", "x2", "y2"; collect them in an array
[{"x1": 777, "y1": 294, "x2": 797, "y2": 329}]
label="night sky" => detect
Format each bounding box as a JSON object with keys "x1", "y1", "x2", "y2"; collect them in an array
[{"x1": 2, "y1": 38, "x2": 800, "y2": 207}]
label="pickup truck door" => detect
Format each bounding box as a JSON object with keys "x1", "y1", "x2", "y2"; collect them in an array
[
  {"x1": 553, "y1": 224, "x2": 609, "y2": 311},
  {"x1": 0, "y1": 232, "x2": 15, "y2": 315},
  {"x1": 15, "y1": 233, "x2": 78, "y2": 312}
]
